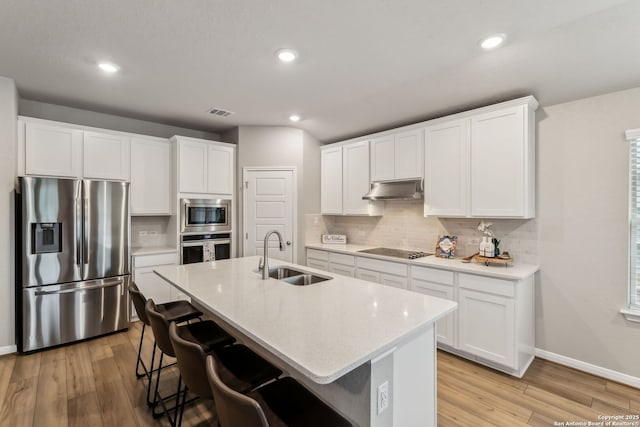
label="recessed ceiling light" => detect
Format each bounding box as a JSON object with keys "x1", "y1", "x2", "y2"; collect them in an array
[
  {"x1": 480, "y1": 34, "x2": 506, "y2": 50},
  {"x1": 276, "y1": 49, "x2": 298, "y2": 63},
  {"x1": 289, "y1": 114, "x2": 301, "y2": 122},
  {"x1": 98, "y1": 62, "x2": 120, "y2": 73}
]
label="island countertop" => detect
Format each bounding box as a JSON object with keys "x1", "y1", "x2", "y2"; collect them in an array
[{"x1": 154, "y1": 256, "x2": 457, "y2": 384}]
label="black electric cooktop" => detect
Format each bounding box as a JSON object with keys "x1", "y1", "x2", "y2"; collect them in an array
[{"x1": 357, "y1": 247, "x2": 433, "y2": 260}]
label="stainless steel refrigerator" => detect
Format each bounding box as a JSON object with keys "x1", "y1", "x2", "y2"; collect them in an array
[{"x1": 16, "y1": 176, "x2": 130, "y2": 352}]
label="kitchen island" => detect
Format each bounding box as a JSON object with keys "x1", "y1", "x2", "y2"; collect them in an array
[{"x1": 154, "y1": 256, "x2": 457, "y2": 427}]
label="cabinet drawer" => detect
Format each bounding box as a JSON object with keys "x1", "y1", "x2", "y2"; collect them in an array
[
  {"x1": 411, "y1": 265, "x2": 454, "y2": 285},
  {"x1": 356, "y1": 269, "x2": 381, "y2": 283},
  {"x1": 307, "y1": 248, "x2": 329, "y2": 261},
  {"x1": 357, "y1": 256, "x2": 408, "y2": 277},
  {"x1": 329, "y1": 252, "x2": 355, "y2": 267},
  {"x1": 458, "y1": 273, "x2": 515, "y2": 297},
  {"x1": 134, "y1": 252, "x2": 178, "y2": 268}
]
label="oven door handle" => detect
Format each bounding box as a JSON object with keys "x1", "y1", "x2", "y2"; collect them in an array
[
  {"x1": 181, "y1": 242, "x2": 205, "y2": 248},
  {"x1": 212, "y1": 240, "x2": 231, "y2": 245}
]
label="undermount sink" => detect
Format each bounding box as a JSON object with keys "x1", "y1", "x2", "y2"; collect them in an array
[
  {"x1": 266, "y1": 266, "x2": 332, "y2": 286},
  {"x1": 268, "y1": 267, "x2": 306, "y2": 280},
  {"x1": 283, "y1": 274, "x2": 331, "y2": 286}
]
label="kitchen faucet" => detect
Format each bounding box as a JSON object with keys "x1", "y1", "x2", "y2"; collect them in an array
[{"x1": 260, "y1": 230, "x2": 285, "y2": 279}]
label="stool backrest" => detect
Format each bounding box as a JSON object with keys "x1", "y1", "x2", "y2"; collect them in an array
[
  {"x1": 129, "y1": 282, "x2": 150, "y2": 325},
  {"x1": 145, "y1": 299, "x2": 175, "y2": 357},
  {"x1": 206, "y1": 355, "x2": 269, "y2": 427},
  {"x1": 169, "y1": 322, "x2": 213, "y2": 399}
]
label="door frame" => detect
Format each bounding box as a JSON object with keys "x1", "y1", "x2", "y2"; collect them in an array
[{"x1": 242, "y1": 167, "x2": 298, "y2": 264}]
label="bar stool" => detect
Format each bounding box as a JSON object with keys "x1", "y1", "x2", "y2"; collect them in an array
[
  {"x1": 169, "y1": 322, "x2": 282, "y2": 427},
  {"x1": 129, "y1": 282, "x2": 203, "y2": 381},
  {"x1": 206, "y1": 356, "x2": 353, "y2": 427},
  {"x1": 145, "y1": 299, "x2": 236, "y2": 425}
]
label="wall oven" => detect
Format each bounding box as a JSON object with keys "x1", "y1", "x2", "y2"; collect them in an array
[
  {"x1": 181, "y1": 198, "x2": 231, "y2": 234},
  {"x1": 180, "y1": 233, "x2": 232, "y2": 264}
]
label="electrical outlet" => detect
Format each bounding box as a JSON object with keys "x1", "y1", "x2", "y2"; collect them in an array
[
  {"x1": 377, "y1": 381, "x2": 389, "y2": 415},
  {"x1": 138, "y1": 231, "x2": 148, "y2": 237},
  {"x1": 468, "y1": 238, "x2": 480, "y2": 245},
  {"x1": 149, "y1": 230, "x2": 158, "y2": 236}
]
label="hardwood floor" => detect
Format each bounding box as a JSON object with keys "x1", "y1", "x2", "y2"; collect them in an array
[{"x1": 0, "y1": 322, "x2": 638, "y2": 426}]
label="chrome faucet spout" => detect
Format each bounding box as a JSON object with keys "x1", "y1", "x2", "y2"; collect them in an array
[{"x1": 262, "y1": 230, "x2": 285, "y2": 280}]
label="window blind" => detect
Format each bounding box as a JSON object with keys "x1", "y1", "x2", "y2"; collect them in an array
[{"x1": 629, "y1": 134, "x2": 640, "y2": 309}]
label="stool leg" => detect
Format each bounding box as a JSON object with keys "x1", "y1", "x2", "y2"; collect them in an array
[
  {"x1": 151, "y1": 352, "x2": 164, "y2": 412},
  {"x1": 174, "y1": 375, "x2": 184, "y2": 427},
  {"x1": 146, "y1": 341, "x2": 158, "y2": 407},
  {"x1": 135, "y1": 323, "x2": 147, "y2": 379}
]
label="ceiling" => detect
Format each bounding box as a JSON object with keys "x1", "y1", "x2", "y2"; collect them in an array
[{"x1": 1, "y1": 0, "x2": 639, "y2": 142}]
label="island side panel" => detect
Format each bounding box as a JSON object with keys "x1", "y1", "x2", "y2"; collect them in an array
[{"x1": 393, "y1": 325, "x2": 437, "y2": 427}]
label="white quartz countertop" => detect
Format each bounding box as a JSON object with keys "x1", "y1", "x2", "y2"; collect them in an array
[
  {"x1": 154, "y1": 256, "x2": 456, "y2": 384},
  {"x1": 306, "y1": 243, "x2": 539, "y2": 280}
]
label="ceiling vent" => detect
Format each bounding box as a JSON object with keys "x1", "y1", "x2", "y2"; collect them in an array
[{"x1": 208, "y1": 107, "x2": 235, "y2": 117}]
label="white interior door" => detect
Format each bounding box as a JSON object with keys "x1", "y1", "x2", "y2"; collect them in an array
[{"x1": 243, "y1": 169, "x2": 294, "y2": 263}]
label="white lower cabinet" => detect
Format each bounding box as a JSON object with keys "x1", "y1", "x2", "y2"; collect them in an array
[
  {"x1": 411, "y1": 266, "x2": 455, "y2": 347},
  {"x1": 132, "y1": 252, "x2": 182, "y2": 319},
  {"x1": 306, "y1": 246, "x2": 533, "y2": 377},
  {"x1": 457, "y1": 288, "x2": 515, "y2": 367}
]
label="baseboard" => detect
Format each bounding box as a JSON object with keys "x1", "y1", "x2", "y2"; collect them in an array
[
  {"x1": 0, "y1": 345, "x2": 17, "y2": 356},
  {"x1": 535, "y1": 348, "x2": 640, "y2": 389}
]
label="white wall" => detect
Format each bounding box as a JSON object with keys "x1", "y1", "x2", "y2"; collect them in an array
[
  {"x1": 234, "y1": 126, "x2": 321, "y2": 262},
  {"x1": 19, "y1": 99, "x2": 221, "y2": 140},
  {"x1": 536, "y1": 86, "x2": 640, "y2": 377},
  {"x1": 0, "y1": 77, "x2": 18, "y2": 350}
]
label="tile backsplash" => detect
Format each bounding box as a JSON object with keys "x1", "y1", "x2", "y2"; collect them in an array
[
  {"x1": 305, "y1": 200, "x2": 538, "y2": 264},
  {"x1": 131, "y1": 216, "x2": 174, "y2": 248}
]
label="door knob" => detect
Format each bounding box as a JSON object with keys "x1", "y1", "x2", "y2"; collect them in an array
[{"x1": 286, "y1": 241, "x2": 292, "y2": 246}]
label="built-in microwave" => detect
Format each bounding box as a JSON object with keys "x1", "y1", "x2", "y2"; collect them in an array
[{"x1": 180, "y1": 198, "x2": 231, "y2": 234}]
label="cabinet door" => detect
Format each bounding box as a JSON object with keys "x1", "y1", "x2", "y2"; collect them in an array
[
  {"x1": 25, "y1": 122, "x2": 82, "y2": 177},
  {"x1": 395, "y1": 129, "x2": 423, "y2": 179},
  {"x1": 343, "y1": 141, "x2": 371, "y2": 214},
  {"x1": 412, "y1": 279, "x2": 455, "y2": 347},
  {"x1": 130, "y1": 137, "x2": 171, "y2": 215},
  {"x1": 424, "y1": 119, "x2": 469, "y2": 217},
  {"x1": 380, "y1": 273, "x2": 407, "y2": 289},
  {"x1": 83, "y1": 131, "x2": 130, "y2": 181},
  {"x1": 307, "y1": 258, "x2": 329, "y2": 271},
  {"x1": 329, "y1": 263, "x2": 355, "y2": 277},
  {"x1": 356, "y1": 268, "x2": 380, "y2": 283},
  {"x1": 207, "y1": 144, "x2": 234, "y2": 195},
  {"x1": 470, "y1": 106, "x2": 525, "y2": 217},
  {"x1": 179, "y1": 140, "x2": 208, "y2": 193},
  {"x1": 370, "y1": 135, "x2": 395, "y2": 181},
  {"x1": 458, "y1": 288, "x2": 515, "y2": 367},
  {"x1": 321, "y1": 146, "x2": 343, "y2": 214}
]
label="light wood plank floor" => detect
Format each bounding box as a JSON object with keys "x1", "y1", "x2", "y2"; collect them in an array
[{"x1": 0, "y1": 322, "x2": 638, "y2": 426}]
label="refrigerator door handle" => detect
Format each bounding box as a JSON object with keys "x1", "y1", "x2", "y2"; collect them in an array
[
  {"x1": 75, "y1": 184, "x2": 83, "y2": 266},
  {"x1": 83, "y1": 197, "x2": 89, "y2": 267},
  {"x1": 33, "y1": 280, "x2": 123, "y2": 296}
]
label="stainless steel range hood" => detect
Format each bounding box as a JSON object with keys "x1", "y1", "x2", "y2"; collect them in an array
[{"x1": 362, "y1": 179, "x2": 423, "y2": 201}]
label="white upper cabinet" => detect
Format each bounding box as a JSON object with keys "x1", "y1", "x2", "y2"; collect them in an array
[
  {"x1": 320, "y1": 146, "x2": 343, "y2": 214},
  {"x1": 424, "y1": 97, "x2": 537, "y2": 218},
  {"x1": 207, "y1": 144, "x2": 234, "y2": 195},
  {"x1": 424, "y1": 119, "x2": 470, "y2": 217},
  {"x1": 174, "y1": 136, "x2": 235, "y2": 195},
  {"x1": 83, "y1": 131, "x2": 130, "y2": 181},
  {"x1": 130, "y1": 137, "x2": 172, "y2": 215},
  {"x1": 23, "y1": 121, "x2": 82, "y2": 178},
  {"x1": 321, "y1": 141, "x2": 382, "y2": 216},
  {"x1": 470, "y1": 105, "x2": 534, "y2": 217},
  {"x1": 371, "y1": 129, "x2": 423, "y2": 182},
  {"x1": 343, "y1": 141, "x2": 374, "y2": 215},
  {"x1": 21, "y1": 119, "x2": 130, "y2": 181}
]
